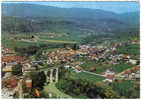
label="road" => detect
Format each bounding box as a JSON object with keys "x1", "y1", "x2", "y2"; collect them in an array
[{"x1": 82, "y1": 70, "x2": 106, "y2": 77}]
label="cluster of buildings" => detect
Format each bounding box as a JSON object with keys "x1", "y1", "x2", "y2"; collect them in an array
[
  {"x1": 103, "y1": 65, "x2": 140, "y2": 83},
  {"x1": 1, "y1": 47, "x2": 31, "y2": 98},
  {"x1": 2, "y1": 47, "x2": 30, "y2": 71},
  {"x1": 117, "y1": 65, "x2": 140, "y2": 80},
  {"x1": 1, "y1": 38, "x2": 140, "y2": 98},
  {"x1": 43, "y1": 40, "x2": 138, "y2": 72}
]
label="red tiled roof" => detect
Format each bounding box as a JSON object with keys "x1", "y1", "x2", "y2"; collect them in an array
[
  {"x1": 4, "y1": 78, "x2": 17, "y2": 88},
  {"x1": 133, "y1": 65, "x2": 140, "y2": 71},
  {"x1": 132, "y1": 39, "x2": 137, "y2": 42},
  {"x1": 122, "y1": 54, "x2": 127, "y2": 59},
  {"x1": 76, "y1": 66, "x2": 82, "y2": 71},
  {"x1": 90, "y1": 66, "x2": 95, "y2": 71},
  {"x1": 124, "y1": 70, "x2": 131, "y2": 75},
  {"x1": 2, "y1": 56, "x2": 26, "y2": 63},
  {"x1": 115, "y1": 42, "x2": 121, "y2": 46}
]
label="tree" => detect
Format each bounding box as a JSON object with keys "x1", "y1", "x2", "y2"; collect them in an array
[
  {"x1": 105, "y1": 88, "x2": 120, "y2": 98},
  {"x1": 32, "y1": 65, "x2": 39, "y2": 70},
  {"x1": 72, "y1": 44, "x2": 77, "y2": 50},
  {"x1": 63, "y1": 43, "x2": 67, "y2": 48},
  {"x1": 134, "y1": 81, "x2": 140, "y2": 90},
  {"x1": 12, "y1": 64, "x2": 23, "y2": 75},
  {"x1": 30, "y1": 71, "x2": 46, "y2": 89},
  {"x1": 31, "y1": 35, "x2": 34, "y2": 38}
]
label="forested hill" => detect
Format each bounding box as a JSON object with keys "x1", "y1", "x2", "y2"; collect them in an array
[
  {"x1": 2, "y1": 3, "x2": 140, "y2": 34},
  {"x1": 2, "y1": 3, "x2": 117, "y2": 18}
]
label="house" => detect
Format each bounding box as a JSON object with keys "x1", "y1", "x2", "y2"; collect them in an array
[
  {"x1": 79, "y1": 45, "x2": 89, "y2": 49},
  {"x1": 103, "y1": 74, "x2": 115, "y2": 83},
  {"x1": 69, "y1": 49, "x2": 76, "y2": 55},
  {"x1": 131, "y1": 65, "x2": 140, "y2": 73},
  {"x1": 23, "y1": 63, "x2": 31, "y2": 71},
  {"x1": 64, "y1": 65, "x2": 71, "y2": 69},
  {"x1": 75, "y1": 66, "x2": 82, "y2": 72},
  {"x1": 129, "y1": 59, "x2": 137, "y2": 65},
  {"x1": 105, "y1": 68, "x2": 115, "y2": 76},
  {"x1": 107, "y1": 74, "x2": 115, "y2": 82},
  {"x1": 3, "y1": 78, "x2": 17, "y2": 88},
  {"x1": 128, "y1": 74, "x2": 133, "y2": 80},
  {"x1": 124, "y1": 70, "x2": 131, "y2": 77},
  {"x1": 90, "y1": 66, "x2": 95, "y2": 72},
  {"x1": 111, "y1": 46, "x2": 116, "y2": 51},
  {"x1": 2, "y1": 48, "x2": 15, "y2": 56},
  {"x1": 131, "y1": 39, "x2": 137, "y2": 44},
  {"x1": 115, "y1": 42, "x2": 121, "y2": 47},
  {"x1": 2, "y1": 56, "x2": 26, "y2": 66},
  {"x1": 25, "y1": 77, "x2": 32, "y2": 88},
  {"x1": 135, "y1": 74, "x2": 140, "y2": 80},
  {"x1": 122, "y1": 54, "x2": 128, "y2": 59}
]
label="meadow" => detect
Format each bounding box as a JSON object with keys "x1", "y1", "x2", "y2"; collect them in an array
[{"x1": 80, "y1": 59, "x2": 134, "y2": 74}]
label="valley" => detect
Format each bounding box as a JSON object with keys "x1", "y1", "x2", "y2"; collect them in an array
[{"x1": 1, "y1": 2, "x2": 140, "y2": 99}]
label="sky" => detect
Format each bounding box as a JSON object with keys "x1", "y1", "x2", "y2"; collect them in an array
[{"x1": 3, "y1": 1, "x2": 140, "y2": 13}]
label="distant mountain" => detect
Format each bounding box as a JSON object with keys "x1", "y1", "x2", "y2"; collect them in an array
[
  {"x1": 2, "y1": 3, "x2": 140, "y2": 34},
  {"x1": 2, "y1": 3, "x2": 117, "y2": 18},
  {"x1": 118, "y1": 12, "x2": 140, "y2": 28}
]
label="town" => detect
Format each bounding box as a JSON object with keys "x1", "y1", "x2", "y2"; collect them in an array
[
  {"x1": 1, "y1": 1, "x2": 140, "y2": 99},
  {"x1": 2, "y1": 36, "x2": 140, "y2": 98}
]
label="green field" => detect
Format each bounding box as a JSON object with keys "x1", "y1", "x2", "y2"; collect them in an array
[
  {"x1": 116, "y1": 44, "x2": 140, "y2": 55},
  {"x1": 80, "y1": 60, "x2": 134, "y2": 74},
  {"x1": 38, "y1": 33, "x2": 84, "y2": 42},
  {"x1": 2, "y1": 33, "x2": 80, "y2": 49},
  {"x1": 74, "y1": 71, "x2": 105, "y2": 82},
  {"x1": 40, "y1": 39, "x2": 77, "y2": 44},
  {"x1": 2, "y1": 33, "x2": 38, "y2": 48}
]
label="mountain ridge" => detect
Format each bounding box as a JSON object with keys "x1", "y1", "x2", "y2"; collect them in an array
[{"x1": 2, "y1": 3, "x2": 140, "y2": 35}]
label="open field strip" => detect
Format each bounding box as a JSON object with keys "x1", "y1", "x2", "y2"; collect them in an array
[
  {"x1": 17, "y1": 39, "x2": 78, "y2": 44},
  {"x1": 44, "y1": 39, "x2": 77, "y2": 44},
  {"x1": 82, "y1": 70, "x2": 106, "y2": 77},
  {"x1": 71, "y1": 70, "x2": 105, "y2": 83},
  {"x1": 43, "y1": 83, "x2": 72, "y2": 98}
]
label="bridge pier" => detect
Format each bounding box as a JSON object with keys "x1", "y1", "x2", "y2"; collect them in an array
[
  {"x1": 44, "y1": 71, "x2": 48, "y2": 83},
  {"x1": 18, "y1": 79, "x2": 23, "y2": 98},
  {"x1": 44, "y1": 67, "x2": 59, "y2": 84},
  {"x1": 55, "y1": 68, "x2": 58, "y2": 82},
  {"x1": 50, "y1": 69, "x2": 53, "y2": 83}
]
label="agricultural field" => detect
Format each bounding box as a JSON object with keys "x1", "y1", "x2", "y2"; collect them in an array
[
  {"x1": 2, "y1": 33, "x2": 38, "y2": 48},
  {"x1": 2, "y1": 32, "x2": 80, "y2": 49},
  {"x1": 38, "y1": 33, "x2": 84, "y2": 42}
]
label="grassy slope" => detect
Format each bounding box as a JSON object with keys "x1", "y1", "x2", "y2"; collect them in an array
[
  {"x1": 75, "y1": 71, "x2": 105, "y2": 82},
  {"x1": 43, "y1": 83, "x2": 72, "y2": 98},
  {"x1": 2, "y1": 33, "x2": 38, "y2": 48},
  {"x1": 81, "y1": 59, "x2": 134, "y2": 74}
]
